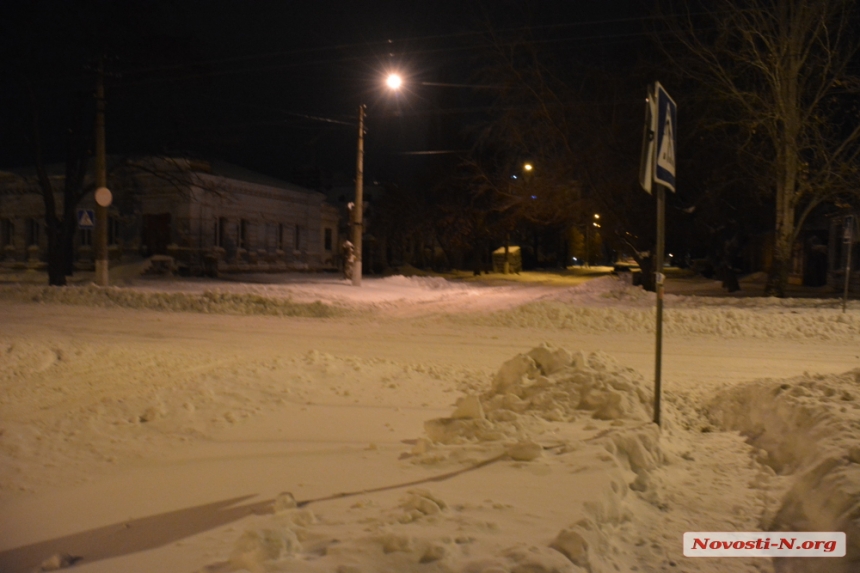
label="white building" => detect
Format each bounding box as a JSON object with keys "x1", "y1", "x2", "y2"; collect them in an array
[{"x1": 0, "y1": 157, "x2": 340, "y2": 274}]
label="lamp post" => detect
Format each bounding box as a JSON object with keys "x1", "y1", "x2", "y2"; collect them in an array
[
  {"x1": 351, "y1": 74, "x2": 402, "y2": 286},
  {"x1": 585, "y1": 214, "x2": 600, "y2": 268},
  {"x1": 352, "y1": 104, "x2": 366, "y2": 286},
  {"x1": 94, "y1": 59, "x2": 111, "y2": 286}
]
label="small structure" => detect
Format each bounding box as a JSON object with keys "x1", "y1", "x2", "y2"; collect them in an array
[
  {"x1": 827, "y1": 212, "x2": 859, "y2": 293},
  {"x1": 492, "y1": 245, "x2": 522, "y2": 274}
]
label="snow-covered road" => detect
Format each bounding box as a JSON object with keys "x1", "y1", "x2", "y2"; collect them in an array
[{"x1": 0, "y1": 273, "x2": 858, "y2": 573}]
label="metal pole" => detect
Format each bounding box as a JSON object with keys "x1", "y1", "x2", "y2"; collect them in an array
[
  {"x1": 352, "y1": 104, "x2": 365, "y2": 286},
  {"x1": 844, "y1": 217, "x2": 853, "y2": 314},
  {"x1": 654, "y1": 184, "x2": 665, "y2": 426},
  {"x1": 94, "y1": 59, "x2": 109, "y2": 287},
  {"x1": 585, "y1": 223, "x2": 590, "y2": 269}
]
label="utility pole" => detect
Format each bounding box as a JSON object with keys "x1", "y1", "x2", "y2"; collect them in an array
[
  {"x1": 352, "y1": 104, "x2": 365, "y2": 286},
  {"x1": 94, "y1": 58, "x2": 110, "y2": 286},
  {"x1": 585, "y1": 222, "x2": 590, "y2": 269}
]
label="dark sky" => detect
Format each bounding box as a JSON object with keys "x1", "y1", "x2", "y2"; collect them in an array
[{"x1": 1, "y1": 0, "x2": 648, "y2": 189}]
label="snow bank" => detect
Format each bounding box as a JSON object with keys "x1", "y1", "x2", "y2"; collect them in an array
[
  {"x1": 0, "y1": 284, "x2": 342, "y2": 317},
  {"x1": 707, "y1": 369, "x2": 860, "y2": 572},
  {"x1": 466, "y1": 298, "x2": 860, "y2": 340}
]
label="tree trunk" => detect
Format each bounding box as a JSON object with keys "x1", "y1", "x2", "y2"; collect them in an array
[
  {"x1": 559, "y1": 229, "x2": 568, "y2": 269},
  {"x1": 765, "y1": 226, "x2": 794, "y2": 297},
  {"x1": 46, "y1": 222, "x2": 66, "y2": 286},
  {"x1": 765, "y1": 144, "x2": 799, "y2": 297}
]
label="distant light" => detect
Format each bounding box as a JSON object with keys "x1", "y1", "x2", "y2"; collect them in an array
[
  {"x1": 511, "y1": 175, "x2": 518, "y2": 179},
  {"x1": 531, "y1": 195, "x2": 537, "y2": 199},
  {"x1": 386, "y1": 74, "x2": 403, "y2": 90},
  {"x1": 669, "y1": 253, "x2": 673, "y2": 257},
  {"x1": 572, "y1": 257, "x2": 577, "y2": 261},
  {"x1": 523, "y1": 163, "x2": 533, "y2": 171},
  {"x1": 594, "y1": 213, "x2": 600, "y2": 219}
]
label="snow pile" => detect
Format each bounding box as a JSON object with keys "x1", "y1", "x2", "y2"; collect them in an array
[
  {"x1": 707, "y1": 369, "x2": 860, "y2": 573},
  {"x1": 423, "y1": 344, "x2": 653, "y2": 446},
  {"x1": 552, "y1": 275, "x2": 653, "y2": 305},
  {"x1": 550, "y1": 275, "x2": 857, "y2": 310},
  {"x1": 378, "y1": 275, "x2": 468, "y2": 291},
  {"x1": 0, "y1": 284, "x2": 342, "y2": 317},
  {"x1": 203, "y1": 346, "x2": 665, "y2": 573}
]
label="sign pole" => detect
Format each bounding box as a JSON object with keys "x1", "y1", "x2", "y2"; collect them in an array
[
  {"x1": 654, "y1": 184, "x2": 665, "y2": 426},
  {"x1": 640, "y1": 81, "x2": 676, "y2": 428}
]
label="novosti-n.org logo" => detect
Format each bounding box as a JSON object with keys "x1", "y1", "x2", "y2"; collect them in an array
[{"x1": 683, "y1": 532, "x2": 846, "y2": 557}]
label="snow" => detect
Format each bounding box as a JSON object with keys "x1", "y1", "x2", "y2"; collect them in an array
[{"x1": 0, "y1": 271, "x2": 858, "y2": 573}]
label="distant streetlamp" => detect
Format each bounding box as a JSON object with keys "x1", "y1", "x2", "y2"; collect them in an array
[
  {"x1": 586, "y1": 213, "x2": 600, "y2": 268},
  {"x1": 523, "y1": 162, "x2": 533, "y2": 172},
  {"x1": 352, "y1": 74, "x2": 402, "y2": 286}
]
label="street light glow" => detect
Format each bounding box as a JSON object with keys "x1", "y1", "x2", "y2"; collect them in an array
[
  {"x1": 523, "y1": 163, "x2": 533, "y2": 171},
  {"x1": 386, "y1": 73, "x2": 403, "y2": 90}
]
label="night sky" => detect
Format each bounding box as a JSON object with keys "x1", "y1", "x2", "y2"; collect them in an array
[{"x1": 1, "y1": 0, "x2": 648, "y2": 190}]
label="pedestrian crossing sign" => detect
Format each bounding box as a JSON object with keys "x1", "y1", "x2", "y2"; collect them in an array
[
  {"x1": 653, "y1": 82, "x2": 676, "y2": 192},
  {"x1": 77, "y1": 209, "x2": 95, "y2": 229}
]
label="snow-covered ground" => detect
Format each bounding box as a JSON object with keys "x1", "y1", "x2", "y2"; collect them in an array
[{"x1": 0, "y1": 271, "x2": 858, "y2": 573}]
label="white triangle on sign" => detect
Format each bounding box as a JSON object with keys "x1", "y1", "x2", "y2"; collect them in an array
[
  {"x1": 79, "y1": 211, "x2": 93, "y2": 227},
  {"x1": 657, "y1": 112, "x2": 675, "y2": 172}
]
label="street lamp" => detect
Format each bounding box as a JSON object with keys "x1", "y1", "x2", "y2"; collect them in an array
[
  {"x1": 386, "y1": 73, "x2": 403, "y2": 90},
  {"x1": 586, "y1": 213, "x2": 600, "y2": 268},
  {"x1": 352, "y1": 74, "x2": 402, "y2": 286}
]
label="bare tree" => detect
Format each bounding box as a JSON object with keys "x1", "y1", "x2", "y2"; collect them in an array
[
  {"x1": 661, "y1": 0, "x2": 860, "y2": 296},
  {"x1": 25, "y1": 87, "x2": 95, "y2": 286}
]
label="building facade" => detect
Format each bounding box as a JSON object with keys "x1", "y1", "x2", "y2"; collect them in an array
[{"x1": 0, "y1": 157, "x2": 340, "y2": 274}]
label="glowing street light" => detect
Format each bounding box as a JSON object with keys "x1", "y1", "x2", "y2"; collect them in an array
[
  {"x1": 386, "y1": 73, "x2": 403, "y2": 90},
  {"x1": 586, "y1": 213, "x2": 601, "y2": 268},
  {"x1": 523, "y1": 163, "x2": 533, "y2": 172},
  {"x1": 352, "y1": 73, "x2": 402, "y2": 286}
]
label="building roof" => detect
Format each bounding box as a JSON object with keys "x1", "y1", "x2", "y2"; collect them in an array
[
  {"x1": 199, "y1": 160, "x2": 312, "y2": 194},
  {"x1": 1, "y1": 156, "x2": 316, "y2": 196}
]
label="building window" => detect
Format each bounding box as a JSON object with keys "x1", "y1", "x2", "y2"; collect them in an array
[
  {"x1": 1, "y1": 218, "x2": 14, "y2": 247},
  {"x1": 26, "y1": 218, "x2": 40, "y2": 246},
  {"x1": 324, "y1": 228, "x2": 332, "y2": 251},
  {"x1": 264, "y1": 223, "x2": 275, "y2": 251},
  {"x1": 108, "y1": 216, "x2": 120, "y2": 245},
  {"x1": 217, "y1": 217, "x2": 227, "y2": 248},
  {"x1": 239, "y1": 219, "x2": 249, "y2": 249},
  {"x1": 80, "y1": 228, "x2": 92, "y2": 247}
]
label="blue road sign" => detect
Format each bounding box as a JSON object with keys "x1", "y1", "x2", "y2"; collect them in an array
[
  {"x1": 654, "y1": 82, "x2": 677, "y2": 192},
  {"x1": 77, "y1": 209, "x2": 95, "y2": 229}
]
